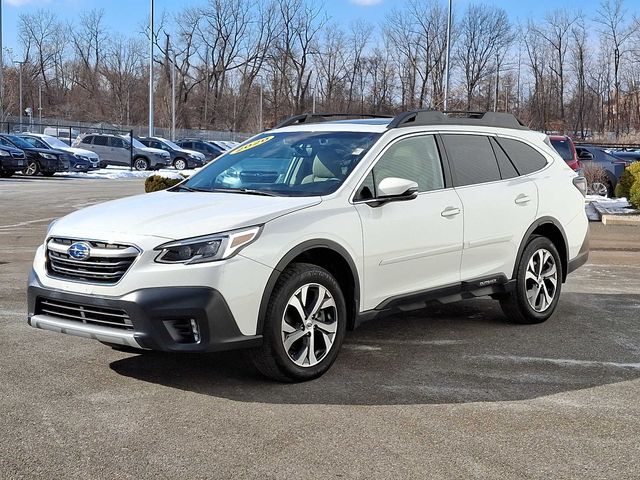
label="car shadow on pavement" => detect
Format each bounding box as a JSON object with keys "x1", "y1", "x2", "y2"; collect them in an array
[{"x1": 110, "y1": 293, "x2": 640, "y2": 405}]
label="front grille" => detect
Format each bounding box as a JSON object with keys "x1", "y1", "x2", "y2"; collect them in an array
[
  {"x1": 11, "y1": 151, "x2": 25, "y2": 159},
  {"x1": 36, "y1": 297, "x2": 133, "y2": 330},
  {"x1": 46, "y1": 237, "x2": 140, "y2": 284}
]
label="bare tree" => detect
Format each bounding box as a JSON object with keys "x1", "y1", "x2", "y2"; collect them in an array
[{"x1": 456, "y1": 4, "x2": 513, "y2": 110}]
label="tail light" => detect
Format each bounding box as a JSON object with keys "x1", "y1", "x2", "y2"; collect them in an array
[{"x1": 573, "y1": 176, "x2": 588, "y2": 197}]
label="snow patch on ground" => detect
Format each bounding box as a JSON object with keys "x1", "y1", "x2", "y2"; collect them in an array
[
  {"x1": 59, "y1": 166, "x2": 198, "y2": 180},
  {"x1": 585, "y1": 195, "x2": 638, "y2": 220}
]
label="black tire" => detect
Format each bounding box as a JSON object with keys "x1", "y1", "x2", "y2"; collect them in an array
[
  {"x1": 133, "y1": 157, "x2": 150, "y2": 171},
  {"x1": 500, "y1": 235, "x2": 563, "y2": 324},
  {"x1": 0, "y1": 170, "x2": 13, "y2": 178},
  {"x1": 23, "y1": 159, "x2": 40, "y2": 176},
  {"x1": 173, "y1": 157, "x2": 187, "y2": 170},
  {"x1": 250, "y1": 262, "x2": 347, "y2": 382},
  {"x1": 99, "y1": 341, "x2": 148, "y2": 354},
  {"x1": 99, "y1": 161, "x2": 108, "y2": 169}
]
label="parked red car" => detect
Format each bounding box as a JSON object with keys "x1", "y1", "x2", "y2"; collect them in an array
[{"x1": 549, "y1": 135, "x2": 581, "y2": 171}]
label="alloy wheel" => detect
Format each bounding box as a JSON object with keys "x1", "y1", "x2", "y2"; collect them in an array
[
  {"x1": 590, "y1": 182, "x2": 608, "y2": 197},
  {"x1": 281, "y1": 283, "x2": 338, "y2": 367},
  {"x1": 134, "y1": 159, "x2": 148, "y2": 171},
  {"x1": 174, "y1": 159, "x2": 187, "y2": 170},
  {"x1": 525, "y1": 248, "x2": 558, "y2": 313},
  {"x1": 24, "y1": 161, "x2": 38, "y2": 176}
]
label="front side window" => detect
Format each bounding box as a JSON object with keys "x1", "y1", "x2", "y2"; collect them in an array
[
  {"x1": 442, "y1": 134, "x2": 501, "y2": 187},
  {"x1": 109, "y1": 137, "x2": 126, "y2": 148},
  {"x1": 365, "y1": 135, "x2": 445, "y2": 197},
  {"x1": 182, "y1": 131, "x2": 381, "y2": 197},
  {"x1": 81, "y1": 135, "x2": 94, "y2": 145}
]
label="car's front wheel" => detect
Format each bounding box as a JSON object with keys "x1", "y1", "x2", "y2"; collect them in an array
[
  {"x1": 500, "y1": 235, "x2": 562, "y2": 324},
  {"x1": 24, "y1": 160, "x2": 39, "y2": 176},
  {"x1": 251, "y1": 263, "x2": 347, "y2": 382},
  {"x1": 174, "y1": 158, "x2": 187, "y2": 170},
  {"x1": 0, "y1": 170, "x2": 13, "y2": 178},
  {"x1": 134, "y1": 157, "x2": 150, "y2": 171}
]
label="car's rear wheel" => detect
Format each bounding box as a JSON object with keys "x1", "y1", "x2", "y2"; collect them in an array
[
  {"x1": 174, "y1": 158, "x2": 187, "y2": 170},
  {"x1": 251, "y1": 263, "x2": 346, "y2": 382},
  {"x1": 134, "y1": 157, "x2": 150, "y2": 171},
  {"x1": 589, "y1": 181, "x2": 610, "y2": 197},
  {"x1": 500, "y1": 236, "x2": 562, "y2": 324},
  {"x1": 24, "y1": 160, "x2": 39, "y2": 176}
]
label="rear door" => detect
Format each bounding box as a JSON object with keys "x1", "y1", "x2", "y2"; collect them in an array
[
  {"x1": 441, "y1": 134, "x2": 539, "y2": 282},
  {"x1": 108, "y1": 136, "x2": 130, "y2": 165},
  {"x1": 354, "y1": 134, "x2": 464, "y2": 310},
  {"x1": 91, "y1": 136, "x2": 112, "y2": 162}
]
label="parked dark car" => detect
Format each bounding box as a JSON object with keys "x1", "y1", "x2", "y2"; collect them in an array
[
  {"x1": 0, "y1": 134, "x2": 69, "y2": 176},
  {"x1": 139, "y1": 137, "x2": 206, "y2": 170},
  {"x1": 176, "y1": 138, "x2": 225, "y2": 163},
  {"x1": 549, "y1": 135, "x2": 581, "y2": 171},
  {"x1": 0, "y1": 144, "x2": 27, "y2": 178},
  {"x1": 575, "y1": 146, "x2": 633, "y2": 197}
]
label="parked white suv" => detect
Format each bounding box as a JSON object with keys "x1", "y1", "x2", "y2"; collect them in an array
[{"x1": 28, "y1": 111, "x2": 589, "y2": 382}]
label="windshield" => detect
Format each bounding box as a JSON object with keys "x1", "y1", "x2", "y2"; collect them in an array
[
  {"x1": 550, "y1": 138, "x2": 574, "y2": 161},
  {"x1": 42, "y1": 135, "x2": 68, "y2": 149},
  {"x1": 159, "y1": 138, "x2": 182, "y2": 150},
  {"x1": 7, "y1": 135, "x2": 34, "y2": 149},
  {"x1": 182, "y1": 131, "x2": 381, "y2": 197},
  {"x1": 128, "y1": 137, "x2": 144, "y2": 149}
]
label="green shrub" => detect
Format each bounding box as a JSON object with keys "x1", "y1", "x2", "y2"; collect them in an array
[
  {"x1": 145, "y1": 175, "x2": 183, "y2": 193},
  {"x1": 615, "y1": 161, "x2": 640, "y2": 199},
  {"x1": 629, "y1": 180, "x2": 640, "y2": 209}
]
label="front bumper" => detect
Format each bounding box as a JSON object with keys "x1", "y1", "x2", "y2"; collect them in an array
[
  {"x1": 0, "y1": 157, "x2": 26, "y2": 172},
  {"x1": 28, "y1": 270, "x2": 262, "y2": 352}
]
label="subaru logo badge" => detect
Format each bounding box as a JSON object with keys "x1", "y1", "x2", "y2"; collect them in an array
[{"x1": 68, "y1": 242, "x2": 91, "y2": 261}]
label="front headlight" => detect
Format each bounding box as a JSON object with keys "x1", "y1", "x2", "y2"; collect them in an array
[
  {"x1": 0, "y1": 149, "x2": 10, "y2": 157},
  {"x1": 74, "y1": 154, "x2": 88, "y2": 161},
  {"x1": 40, "y1": 152, "x2": 57, "y2": 160},
  {"x1": 154, "y1": 226, "x2": 262, "y2": 265}
]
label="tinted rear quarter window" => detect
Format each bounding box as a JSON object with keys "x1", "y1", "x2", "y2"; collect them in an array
[
  {"x1": 81, "y1": 135, "x2": 94, "y2": 145},
  {"x1": 490, "y1": 137, "x2": 519, "y2": 179},
  {"x1": 497, "y1": 138, "x2": 548, "y2": 175},
  {"x1": 93, "y1": 136, "x2": 108, "y2": 146},
  {"x1": 442, "y1": 134, "x2": 501, "y2": 187}
]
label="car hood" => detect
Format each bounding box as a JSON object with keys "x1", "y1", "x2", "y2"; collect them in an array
[
  {"x1": 24, "y1": 147, "x2": 65, "y2": 156},
  {"x1": 182, "y1": 149, "x2": 206, "y2": 159},
  {"x1": 139, "y1": 146, "x2": 167, "y2": 156},
  {"x1": 61, "y1": 146, "x2": 99, "y2": 159},
  {"x1": 50, "y1": 190, "x2": 321, "y2": 240}
]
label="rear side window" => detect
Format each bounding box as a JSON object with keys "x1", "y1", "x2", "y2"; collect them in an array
[
  {"x1": 81, "y1": 135, "x2": 94, "y2": 145},
  {"x1": 442, "y1": 134, "x2": 501, "y2": 187},
  {"x1": 109, "y1": 137, "x2": 125, "y2": 148},
  {"x1": 490, "y1": 137, "x2": 519, "y2": 179},
  {"x1": 497, "y1": 138, "x2": 548, "y2": 175},
  {"x1": 93, "y1": 136, "x2": 108, "y2": 146}
]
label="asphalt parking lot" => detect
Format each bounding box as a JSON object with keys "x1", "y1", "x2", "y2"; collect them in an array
[{"x1": 1, "y1": 176, "x2": 639, "y2": 479}]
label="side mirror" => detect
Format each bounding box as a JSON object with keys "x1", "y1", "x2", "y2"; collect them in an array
[
  {"x1": 367, "y1": 177, "x2": 418, "y2": 207},
  {"x1": 578, "y1": 150, "x2": 594, "y2": 160}
]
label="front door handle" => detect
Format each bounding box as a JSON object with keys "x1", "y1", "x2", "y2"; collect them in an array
[
  {"x1": 515, "y1": 194, "x2": 531, "y2": 205},
  {"x1": 441, "y1": 206, "x2": 461, "y2": 218}
]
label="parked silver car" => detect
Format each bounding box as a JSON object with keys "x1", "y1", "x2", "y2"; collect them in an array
[{"x1": 73, "y1": 133, "x2": 171, "y2": 170}]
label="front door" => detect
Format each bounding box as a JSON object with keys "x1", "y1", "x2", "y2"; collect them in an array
[{"x1": 354, "y1": 134, "x2": 464, "y2": 310}]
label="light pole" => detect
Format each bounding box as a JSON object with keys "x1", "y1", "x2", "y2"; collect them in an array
[
  {"x1": 0, "y1": 0, "x2": 4, "y2": 120},
  {"x1": 38, "y1": 83, "x2": 42, "y2": 127},
  {"x1": 443, "y1": 0, "x2": 452, "y2": 111},
  {"x1": 148, "y1": 0, "x2": 154, "y2": 137},
  {"x1": 14, "y1": 61, "x2": 25, "y2": 128}
]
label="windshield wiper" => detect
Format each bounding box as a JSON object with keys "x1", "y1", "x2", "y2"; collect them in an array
[
  {"x1": 171, "y1": 184, "x2": 210, "y2": 193},
  {"x1": 210, "y1": 188, "x2": 281, "y2": 197}
]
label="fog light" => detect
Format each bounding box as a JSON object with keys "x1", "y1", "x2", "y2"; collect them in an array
[{"x1": 190, "y1": 318, "x2": 201, "y2": 343}]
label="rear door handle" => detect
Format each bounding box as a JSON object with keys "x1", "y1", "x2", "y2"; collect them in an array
[
  {"x1": 515, "y1": 194, "x2": 531, "y2": 205},
  {"x1": 441, "y1": 206, "x2": 461, "y2": 218}
]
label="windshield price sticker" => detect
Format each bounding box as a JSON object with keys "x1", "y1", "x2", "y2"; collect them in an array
[{"x1": 230, "y1": 136, "x2": 274, "y2": 155}]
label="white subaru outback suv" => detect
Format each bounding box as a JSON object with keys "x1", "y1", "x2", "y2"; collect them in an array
[{"x1": 28, "y1": 111, "x2": 589, "y2": 382}]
